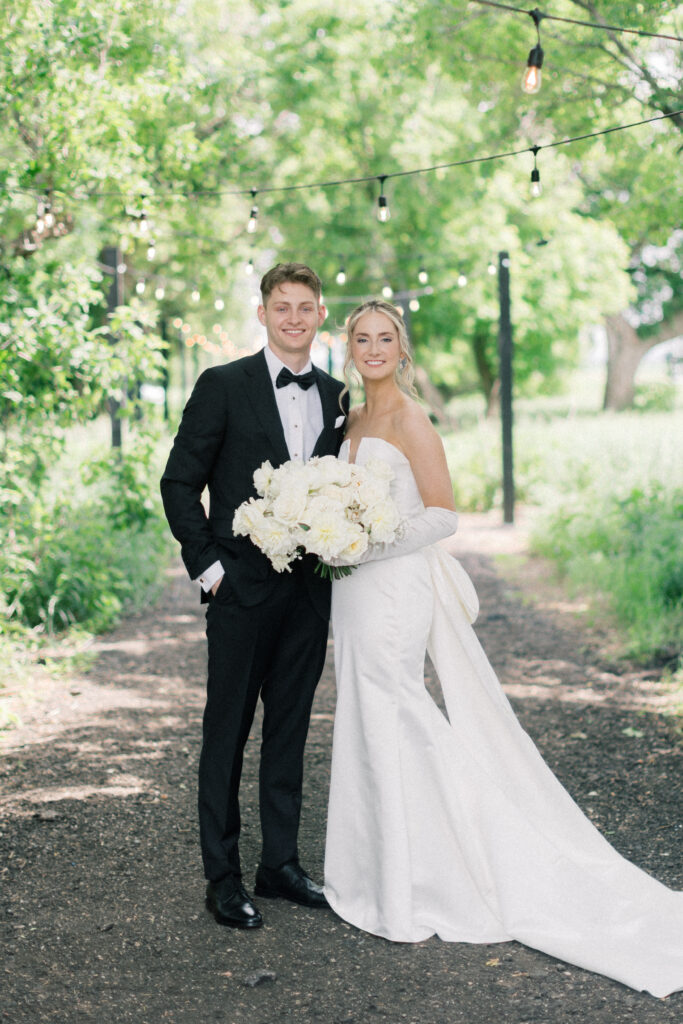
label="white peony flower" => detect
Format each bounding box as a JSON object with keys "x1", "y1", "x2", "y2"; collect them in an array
[
  {"x1": 365, "y1": 499, "x2": 402, "y2": 544},
  {"x1": 311, "y1": 455, "x2": 353, "y2": 487},
  {"x1": 272, "y1": 482, "x2": 309, "y2": 524},
  {"x1": 303, "y1": 510, "x2": 359, "y2": 561},
  {"x1": 364, "y1": 456, "x2": 394, "y2": 484},
  {"x1": 336, "y1": 528, "x2": 369, "y2": 562},
  {"x1": 252, "y1": 460, "x2": 275, "y2": 497},
  {"x1": 233, "y1": 497, "x2": 269, "y2": 537}
]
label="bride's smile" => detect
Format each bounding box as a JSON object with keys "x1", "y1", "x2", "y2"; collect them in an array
[{"x1": 351, "y1": 310, "x2": 402, "y2": 380}]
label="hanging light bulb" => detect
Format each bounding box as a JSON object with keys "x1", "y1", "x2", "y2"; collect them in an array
[
  {"x1": 136, "y1": 279, "x2": 146, "y2": 295},
  {"x1": 335, "y1": 266, "x2": 346, "y2": 285},
  {"x1": 215, "y1": 297, "x2": 225, "y2": 311},
  {"x1": 155, "y1": 285, "x2": 165, "y2": 301},
  {"x1": 245, "y1": 258, "x2": 254, "y2": 276},
  {"x1": 377, "y1": 176, "x2": 391, "y2": 222},
  {"x1": 191, "y1": 285, "x2": 201, "y2": 303},
  {"x1": 247, "y1": 189, "x2": 258, "y2": 233},
  {"x1": 409, "y1": 298, "x2": 420, "y2": 312},
  {"x1": 522, "y1": 10, "x2": 544, "y2": 94},
  {"x1": 487, "y1": 262, "x2": 497, "y2": 276},
  {"x1": 43, "y1": 198, "x2": 54, "y2": 230},
  {"x1": 381, "y1": 284, "x2": 393, "y2": 299},
  {"x1": 139, "y1": 211, "x2": 150, "y2": 236},
  {"x1": 418, "y1": 266, "x2": 428, "y2": 285},
  {"x1": 147, "y1": 240, "x2": 156, "y2": 261},
  {"x1": 530, "y1": 146, "x2": 543, "y2": 198},
  {"x1": 457, "y1": 273, "x2": 468, "y2": 288}
]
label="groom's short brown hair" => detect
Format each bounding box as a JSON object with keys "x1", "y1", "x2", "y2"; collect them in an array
[{"x1": 260, "y1": 263, "x2": 323, "y2": 304}]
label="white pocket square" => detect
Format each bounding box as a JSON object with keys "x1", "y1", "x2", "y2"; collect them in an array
[{"x1": 334, "y1": 415, "x2": 346, "y2": 429}]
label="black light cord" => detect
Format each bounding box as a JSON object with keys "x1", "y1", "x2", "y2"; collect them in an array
[
  {"x1": 469, "y1": 1, "x2": 683, "y2": 43},
  {"x1": 2, "y1": 110, "x2": 680, "y2": 205}
]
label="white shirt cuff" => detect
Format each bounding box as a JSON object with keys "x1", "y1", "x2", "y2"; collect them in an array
[{"x1": 195, "y1": 560, "x2": 225, "y2": 592}]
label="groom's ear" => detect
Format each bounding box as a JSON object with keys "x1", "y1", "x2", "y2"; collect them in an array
[
  {"x1": 317, "y1": 303, "x2": 327, "y2": 326},
  {"x1": 257, "y1": 304, "x2": 266, "y2": 326}
]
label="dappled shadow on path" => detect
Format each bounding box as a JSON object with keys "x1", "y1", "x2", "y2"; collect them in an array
[{"x1": 0, "y1": 548, "x2": 681, "y2": 1024}]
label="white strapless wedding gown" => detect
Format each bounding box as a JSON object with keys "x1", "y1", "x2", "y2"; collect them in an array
[{"x1": 324, "y1": 437, "x2": 683, "y2": 998}]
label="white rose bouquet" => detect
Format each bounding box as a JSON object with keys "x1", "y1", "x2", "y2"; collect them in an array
[{"x1": 232, "y1": 455, "x2": 402, "y2": 579}]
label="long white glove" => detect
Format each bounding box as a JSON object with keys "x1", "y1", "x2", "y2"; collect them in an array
[{"x1": 329, "y1": 507, "x2": 459, "y2": 567}]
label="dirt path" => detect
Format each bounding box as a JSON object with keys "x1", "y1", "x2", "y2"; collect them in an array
[{"x1": 1, "y1": 514, "x2": 681, "y2": 1024}]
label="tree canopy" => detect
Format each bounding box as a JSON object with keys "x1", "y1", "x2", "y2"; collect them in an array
[{"x1": 1, "y1": 0, "x2": 681, "y2": 431}]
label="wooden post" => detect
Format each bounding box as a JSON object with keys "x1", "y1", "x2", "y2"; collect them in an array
[
  {"x1": 498, "y1": 251, "x2": 514, "y2": 524},
  {"x1": 101, "y1": 246, "x2": 125, "y2": 449}
]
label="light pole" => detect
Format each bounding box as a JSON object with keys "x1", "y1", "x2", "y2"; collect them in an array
[{"x1": 498, "y1": 251, "x2": 515, "y2": 524}]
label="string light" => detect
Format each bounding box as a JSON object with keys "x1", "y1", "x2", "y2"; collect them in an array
[
  {"x1": 377, "y1": 176, "x2": 391, "y2": 222},
  {"x1": 409, "y1": 298, "x2": 420, "y2": 312},
  {"x1": 7, "y1": 112, "x2": 679, "y2": 243},
  {"x1": 191, "y1": 285, "x2": 201, "y2": 302},
  {"x1": 138, "y1": 211, "x2": 150, "y2": 236},
  {"x1": 154, "y1": 284, "x2": 165, "y2": 300},
  {"x1": 136, "y1": 279, "x2": 146, "y2": 295},
  {"x1": 487, "y1": 262, "x2": 497, "y2": 275},
  {"x1": 418, "y1": 265, "x2": 429, "y2": 285},
  {"x1": 530, "y1": 145, "x2": 542, "y2": 197},
  {"x1": 522, "y1": 9, "x2": 544, "y2": 94},
  {"x1": 247, "y1": 189, "x2": 258, "y2": 233},
  {"x1": 146, "y1": 240, "x2": 156, "y2": 261},
  {"x1": 215, "y1": 297, "x2": 225, "y2": 311},
  {"x1": 335, "y1": 265, "x2": 347, "y2": 285},
  {"x1": 381, "y1": 284, "x2": 394, "y2": 298},
  {"x1": 245, "y1": 257, "x2": 254, "y2": 275},
  {"x1": 457, "y1": 273, "x2": 468, "y2": 287}
]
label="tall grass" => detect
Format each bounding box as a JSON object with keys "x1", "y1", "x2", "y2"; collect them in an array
[{"x1": 443, "y1": 409, "x2": 682, "y2": 665}]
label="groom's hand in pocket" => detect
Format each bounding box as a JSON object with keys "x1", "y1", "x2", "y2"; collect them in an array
[{"x1": 211, "y1": 575, "x2": 225, "y2": 597}]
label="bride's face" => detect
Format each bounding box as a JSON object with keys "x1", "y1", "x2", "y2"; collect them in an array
[{"x1": 350, "y1": 311, "x2": 401, "y2": 382}]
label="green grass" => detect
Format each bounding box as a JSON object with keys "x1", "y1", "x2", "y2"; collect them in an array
[{"x1": 443, "y1": 406, "x2": 682, "y2": 667}]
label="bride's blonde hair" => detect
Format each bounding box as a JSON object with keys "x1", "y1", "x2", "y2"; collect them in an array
[{"x1": 340, "y1": 299, "x2": 417, "y2": 406}]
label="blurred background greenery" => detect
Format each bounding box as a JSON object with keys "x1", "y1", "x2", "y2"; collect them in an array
[{"x1": 1, "y1": 0, "x2": 681, "y2": 697}]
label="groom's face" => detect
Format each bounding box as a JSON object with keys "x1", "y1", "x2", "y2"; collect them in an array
[{"x1": 258, "y1": 282, "x2": 326, "y2": 365}]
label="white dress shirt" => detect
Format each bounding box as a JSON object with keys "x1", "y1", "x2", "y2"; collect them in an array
[{"x1": 196, "y1": 345, "x2": 324, "y2": 592}]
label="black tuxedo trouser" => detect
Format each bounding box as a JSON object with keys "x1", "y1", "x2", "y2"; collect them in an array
[{"x1": 199, "y1": 569, "x2": 328, "y2": 883}]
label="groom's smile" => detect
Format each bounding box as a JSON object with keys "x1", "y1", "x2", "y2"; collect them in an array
[{"x1": 258, "y1": 281, "x2": 326, "y2": 371}]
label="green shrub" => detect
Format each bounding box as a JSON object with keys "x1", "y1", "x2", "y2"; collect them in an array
[
  {"x1": 533, "y1": 487, "x2": 683, "y2": 664},
  {"x1": 1, "y1": 432, "x2": 171, "y2": 647}
]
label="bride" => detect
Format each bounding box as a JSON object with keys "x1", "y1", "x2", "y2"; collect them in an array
[{"x1": 322, "y1": 298, "x2": 683, "y2": 998}]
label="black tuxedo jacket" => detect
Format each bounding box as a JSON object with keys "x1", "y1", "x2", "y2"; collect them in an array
[{"x1": 160, "y1": 349, "x2": 348, "y2": 617}]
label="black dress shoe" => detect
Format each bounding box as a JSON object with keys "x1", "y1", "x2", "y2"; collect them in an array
[
  {"x1": 254, "y1": 860, "x2": 328, "y2": 908},
  {"x1": 205, "y1": 877, "x2": 263, "y2": 929}
]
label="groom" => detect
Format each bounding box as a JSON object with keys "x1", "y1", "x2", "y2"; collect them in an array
[{"x1": 161, "y1": 263, "x2": 347, "y2": 929}]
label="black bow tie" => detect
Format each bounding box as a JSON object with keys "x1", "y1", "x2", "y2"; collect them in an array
[{"x1": 275, "y1": 366, "x2": 317, "y2": 390}]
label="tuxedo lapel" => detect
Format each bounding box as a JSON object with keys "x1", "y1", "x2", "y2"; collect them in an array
[
  {"x1": 312, "y1": 371, "x2": 346, "y2": 458},
  {"x1": 242, "y1": 350, "x2": 290, "y2": 465}
]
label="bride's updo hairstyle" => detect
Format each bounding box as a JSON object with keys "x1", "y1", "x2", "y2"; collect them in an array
[{"x1": 341, "y1": 299, "x2": 418, "y2": 402}]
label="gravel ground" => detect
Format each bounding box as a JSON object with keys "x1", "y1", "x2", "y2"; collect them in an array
[{"x1": 1, "y1": 513, "x2": 681, "y2": 1024}]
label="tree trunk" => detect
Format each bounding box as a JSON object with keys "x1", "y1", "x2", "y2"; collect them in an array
[
  {"x1": 603, "y1": 310, "x2": 683, "y2": 411},
  {"x1": 471, "y1": 319, "x2": 499, "y2": 417}
]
